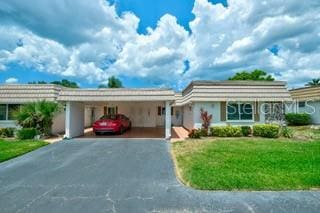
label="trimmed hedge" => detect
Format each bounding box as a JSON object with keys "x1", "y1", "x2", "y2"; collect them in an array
[
  {"x1": 0, "y1": 128, "x2": 15, "y2": 138},
  {"x1": 253, "y1": 124, "x2": 280, "y2": 138},
  {"x1": 0, "y1": 127, "x2": 15, "y2": 138},
  {"x1": 285, "y1": 113, "x2": 311, "y2": 126},
  {"x1": 241, "y1": 126, "x2": 252, "y2": 137},
  {"x1": 210, "y1": 126, "x2": 242, "y2": 137},
  {"x1": 16, "y1": 128, "x2": 38, "y2": 140},
  {"x1": 199, "y1": 128, "x2": 208, "y2": 137},
  {"x1": 188, "y1": 129, "x2": 201, "y2": 139}
]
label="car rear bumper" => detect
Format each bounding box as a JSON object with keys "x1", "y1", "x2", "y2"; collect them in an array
[{"x1": 93, "y1": 127, "x2": 119, "y2": 133}]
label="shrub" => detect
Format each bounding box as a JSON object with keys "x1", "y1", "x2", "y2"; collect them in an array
[
  {"x1": 14, "y1": 100, "x2": 60, "y2": 135},
  {"x1": 253, "y1": 124, "x2": 280, "y2": 138},
  {"x1": 16, "y1": 128, "x2": 38, "y2": 140},
  {"x1": 241, "y1": 126, "x2": 252, "y2": 137},
  {"x1": 285, "y1": 113, "x2": 311, "y2": 126},
  {"x1": 199, "y1": 128, "x2": 208, "y2": 137},
  {"x1": 281, "y1": 126, "x2": 294, "y2": 138},
  {"x1": 0, "y1": 128, "x2": 15, "y2": 138},
  {"x1": 188, "y1": 129, "x2": 201, "y2": 139},
  {"x1": 210, "y1": 126, "x2": 242, "y2": 137}
]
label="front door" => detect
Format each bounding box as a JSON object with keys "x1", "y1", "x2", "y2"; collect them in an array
[{"x1": 156, "y1": 106, "x2": 165, "y2": 126}]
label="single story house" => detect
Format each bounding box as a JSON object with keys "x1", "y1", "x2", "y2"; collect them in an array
[
  {"x1": 290, "y1": 86, "x2": 320, "y2": 124},
  {"x1": 0, "y1": 81, "x2": 292, "y2": 139}
]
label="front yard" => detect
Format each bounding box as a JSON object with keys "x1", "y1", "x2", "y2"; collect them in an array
[
  {"x1": 0, "y1": 139, "x2": 48, "y2": 163},
  {"x1": 172, "y1": 138, "x2": 320, "y2": 191}
]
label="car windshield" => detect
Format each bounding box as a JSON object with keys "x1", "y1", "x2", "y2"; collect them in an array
[{"x1": 100, "y1": 114, "x2": 117, "y2": 120}]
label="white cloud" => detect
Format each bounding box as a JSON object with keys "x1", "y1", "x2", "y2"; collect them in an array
[
  {"x1": 5, "y1": 77, "x2": 18, "y2": 84},
  {"x1": 109, "y1": 14, "x2": 190, "y2": 86},
  {"x1": 186, "y1": 0, "x2": 320, "y2": 87},
  {"x1": 0, "y1": 0, "x2": 319, "y2": 88}
]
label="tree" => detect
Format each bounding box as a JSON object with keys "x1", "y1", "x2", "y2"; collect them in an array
[
  {"x1": 108, "y1": 76, "x2": 123, "y2": 88},
  {"x1": 51, "y1": 79, "x2": 79, "y2": 88},
  {"x1": 98, "y1": 84, "x2": 108, "y2": 88},
  {"x1": 98, "y1": 76, "x2": 123, "y2": 88},
  {"x1": 28, "y1": 81, "x2": 47, "y2": 84},
  {"x1": 228, "y1": 69, "x2": 274, "y2": 81},
  {"x1": 306, "y1": 78, "x2": 320, "y2": 87},
  {"x1": 28, "y1": 79, "x2": 79, "y2": 88},
  {"x1": 14, "y1": 100, "x2": 61, "y2": 135}
]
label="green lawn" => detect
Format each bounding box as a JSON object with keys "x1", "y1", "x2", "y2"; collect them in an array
[
  {"x1": 172, "y1": 138, "x2": 320, "y2": 190},
  {"x1": 0, "y1": 139, "x2": 48, "y2": 163}
]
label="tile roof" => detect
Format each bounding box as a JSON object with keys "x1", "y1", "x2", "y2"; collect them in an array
[
  {"x1": 57, "y1": 88, "x2": 176, "y2": 101},
  {"x1": 0, "y1": 81, "x2": 292, "y2": 104},
  {"x1": 0, "y1": 84, "x2": 62, "y2": 103},
  {"x1": 178, "y1": 81, "x2": 292, "y2": 105},
  {"x1": 290, "y1": 86, "x2": 320, "y2": 101}
]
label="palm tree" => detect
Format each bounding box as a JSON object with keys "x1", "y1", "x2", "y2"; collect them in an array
[
  {"x1": 14, "y1": 100, "x2": 60, "y2": 135},
  {"x1": 306, "y1": 78, "x2": 320, "y2": 87}
]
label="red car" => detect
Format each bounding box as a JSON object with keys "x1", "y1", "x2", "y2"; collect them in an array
[{"x1": 92, "y1": 114, "x2": 131, "y2": 135}]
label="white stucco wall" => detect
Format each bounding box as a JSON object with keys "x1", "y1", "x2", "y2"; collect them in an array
[
  {"x1": 0, "y1": 108, "x2": 67, "y2": 135},
  {"x1": 182, "y1": 105, "x2": 194, "y2": 130},
  {"x1": 0, "y1": 120, "x2": 17, "y2": 128},
  {"x1": 310, "y1": 101, "x2": 320, "y2": 124},
  {"x1": 192, "y1": 101, "x2": 266, "y2": 129},
  {"x1": 51, "y1": 111, "x2": 65, "y2": 134},
  {"x1": 84, "y1": 107, "x2": 94, "y2": 127},
  {"x1": 295, "y1": 101, "x2": 320, "y2": 124},
  {"x1": 94, "y1": 106, "x2": 104, "y2": 121},
  {"x1": 87, "y1": 102, "x2": 165, "y2": 127},
  {"x1": 65, "y1": 102, "x2": 84, "y2": 138},
  {"x1": 193, "y1": 102, "x2": 220, "y2": 129}
]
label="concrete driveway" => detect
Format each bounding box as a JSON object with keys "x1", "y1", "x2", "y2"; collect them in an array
[{"x1": 0, "y1": 139, "x2": 319, "y2": 213}]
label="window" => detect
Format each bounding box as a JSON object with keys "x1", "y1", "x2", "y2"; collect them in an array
[
  {"x1": 0, "y1": 104, "x2": 6, "y2": 120},
  {"x1": 298, "y1": 101, "x2": 305, "y2": 108},
  {"x1": 0, "y1": 104, "x2": 21, "y2": 120},
  {"x1": 8, "y1": 104, "x2": 20, "y2": 120},
  {"x1": 108, "y1": 107, "x2": 117, "y2": 115},
  {"x1": 104, "y1": 106, "x2": 118, "y2": 115},
  {"x1": 227, "y1": 103, "x2": 239, "y2": 120},
  {"x1": 227, "y1": 103, "x2": 253, "y2": 121},
  {"x1": 157, "y1": 106, "x2": 173, "y2": 116},
  {"x1": 240, "y1": 103, "x2": 253, "y2": 120}
]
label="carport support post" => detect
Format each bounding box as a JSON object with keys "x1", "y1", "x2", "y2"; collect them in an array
[
  {"x1": 65, "y1": 101, "x2": 85, "y2": 139},
  {"x1": 65, "y1": 102, "x2": 71, "y2": 139},
  {"x1": 165, "y1": 101, "x2": 171, "y2": 139}
]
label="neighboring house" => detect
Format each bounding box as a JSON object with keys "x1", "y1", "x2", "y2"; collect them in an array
[
  {"x1": 290, "y1": 86, "x2": 320, "y2": 124},
  {"x1": 174, "y1": 81, "x2": 292, "y2": 129},
  {"x1": 0, "y1": 81, "x2": 292, "y2": 139},
  {"x1": 0, "y1": 84, "x2": 66, "y2": 134}
]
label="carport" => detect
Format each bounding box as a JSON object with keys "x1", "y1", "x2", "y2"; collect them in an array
[{"x1": 57, "y1": 88, "x2": 175, "y2": 139}]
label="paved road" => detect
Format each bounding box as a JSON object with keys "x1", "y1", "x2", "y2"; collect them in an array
[{"x1": 0, "y1": 139, "x2": 319, "y2": 213}]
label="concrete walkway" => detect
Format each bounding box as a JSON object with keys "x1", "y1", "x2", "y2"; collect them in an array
[{"x1": 0, "y1": 139, "x2": 319, "y2": 213}]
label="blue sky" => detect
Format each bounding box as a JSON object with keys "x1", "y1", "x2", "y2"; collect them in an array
[
  {"x1": 0, "y1": 0, "x2": 226, "y2": 88},
  {"x1": 0, "y1": 0, "x2": 319, "y2": 89},
  {"x1": 109, "y1": 0, "x2": 227, "y2": 34}
]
